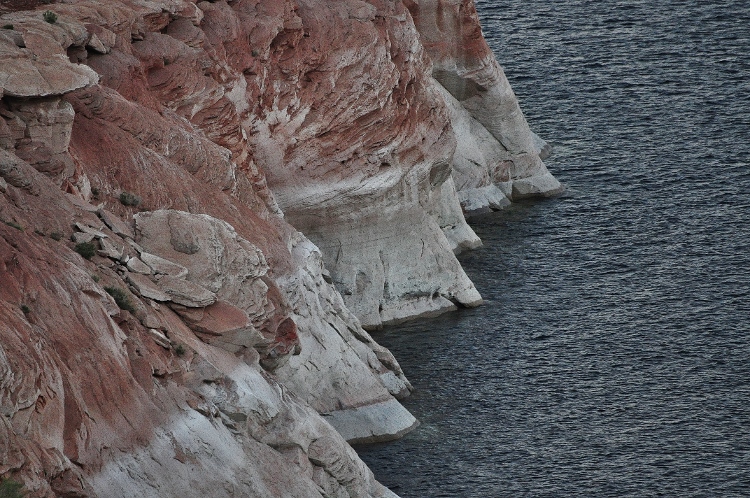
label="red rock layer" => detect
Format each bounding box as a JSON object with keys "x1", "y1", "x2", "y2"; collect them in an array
[{"x1": 0, "y1": 1, "x2": 417, "y2": 495}]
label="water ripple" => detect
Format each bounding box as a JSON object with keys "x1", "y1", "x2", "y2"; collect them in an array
[{"x1": 358, "y1": 0, "x2": 750, "y2": 496}]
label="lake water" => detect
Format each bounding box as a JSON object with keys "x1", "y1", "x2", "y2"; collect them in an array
[{"x1": 358, "y1": 1, "x2": 750, "y2": 496}]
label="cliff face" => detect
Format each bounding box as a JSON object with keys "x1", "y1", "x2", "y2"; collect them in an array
[
  {"x1": 245, "y1": 0, "x2": 484, "y2": 329},
  {"x1": 406, "y1": 0, "x2": 562, "y2": 213},
  {"x1": 0, "y1": 0, "x2": 558, "y2": 496}
]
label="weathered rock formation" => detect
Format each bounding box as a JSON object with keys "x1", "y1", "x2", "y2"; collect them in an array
[
  {"x1": 407, "y1": 0, "x2": 563, "y2": 213},
  {"x1": 243, "y1": 0, "x2": 484, "y2": 329},
  {"x1": 0, "y1": 0, "x2": 559, "y2": 496}
]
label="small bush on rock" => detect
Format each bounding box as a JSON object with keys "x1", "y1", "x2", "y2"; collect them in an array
[
  {"x1": 0, "y1": 478, "x2": 25, "y2": 498},
  {"x1": 104, "y1": 286, "x2": 135, "y2": 313},
  {"x1": 42, "y1": 10, "x2": 57, "y2": 24},
  {"x1": 50, "y1": 232, "x2": 63, "y2": 241},
  {"x1": 119, "y1": 191, "x2": 141, "y2": 207},
  {"x1": 3, "y1": 220, "x2": 22, "y2": 231},
  {"x1": 74, "y1": 241, "x2": 97, "y2": 260},
  {"x1": 174, "y1": 344, "x2": 186, "y2": 356},
  {"x1": 2, "y1": 24, "x2": 14, "y2": 30}
]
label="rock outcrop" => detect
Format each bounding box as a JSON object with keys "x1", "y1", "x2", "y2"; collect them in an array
[
  {"x1": 0, "y1": 0, "x2": 559, "y2": 496},
  {"x1": 242, "y1": 0, "x2": 484, "y2": 329},
  {"x1": 407, "y1": 0, "x2": 563, "y2": 213}
]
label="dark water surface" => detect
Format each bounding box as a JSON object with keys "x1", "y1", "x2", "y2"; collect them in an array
[{"x1": 358, "y1": 1, "x2": 750, "y2": 496}]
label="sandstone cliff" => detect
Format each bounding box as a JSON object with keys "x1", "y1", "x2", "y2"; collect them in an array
[
  {"x1": 0, "y1": 0, "x2": 558, "y2": 496},
  {"x1": 407, "y1": 0, "x2": 562, "y2": 213}
]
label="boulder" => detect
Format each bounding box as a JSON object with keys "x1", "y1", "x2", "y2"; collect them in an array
[
  {"x1": 138, "y1": 251, "x2": 188, "y2": 278},
  {"x1": 157, "y1": 275, "x2": 216, "y2": 308},
  {"x1": 97, "y1": 237, "x2": 123, "y2": 260},
  {"x1": 126, "y1": 273, "x2": 170, "y2": 302},
  {"x1": 98, "y1": 208, "x2": 134, "y2": 239},
  {"x1": 125, "y1": 256, "x2": 151, "y2": 275}
]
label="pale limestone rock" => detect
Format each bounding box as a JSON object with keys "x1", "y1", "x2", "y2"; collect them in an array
[
  {"x1": 432, "y1": 176, "x2": 483, "y2": 253},
  {"x1": 246, "y1": 0, "x2": 483, "y2": 330},
  {"x1": 135, "y1": 210, "x2": 272, "y2": 323},
  {"x1": 0, "y1": 55, "x2": 98, "y2": 98},
  {"x1": 408, "y1": 0, "x2": 562, "y2": 209},
  {"x1": 147, "y1": 328, "x2": 171, "y2": 348},
  {"x1": 138, "y1": 251, "x2": 188, "y2": 278},
  {"x1": 136, "y1": 210, "x2": 417, "y2": 442},
  {"x1": 97, "y1": 237, "x2": 124, "y2": 260},
  {"x1": 125, "y1": 257, "x2": 151, "y2": 275},
  {"x1": 165, "y1": 336, "x2": 397, "y2": 498},
  {"x1": 274, "y1": 232, "x2": 416, "y2": 441},
  {"x1": 140, "y1": 308, "x2": 164, "y2": 330},
  {"x1": 444, "y1": 57, "x2": 563, "y2": 199},
  {"x1": 0, "y1": 29, "x2": 24, "y2": 49},
  {"x1": 171, "y1": 300, "x2": 265, "y2": 354},
  {"x1": 321, "y1": 398, "x2": 419, "y2": 444},
  {"x1": 87, "y1": 411, "x2": 329, "y2": 498},
  {"x1": 72, "y1": 231, "x2": 96, "y2": 244},
  {"x1": 433, "y1": 79, "x2": 563, "y2": 211},
  {"x1": 74, "y1": 221, "x2": 107, "y2": 238},
  {"x1": 86, "y1": 33, "x2": 108, "y2": 54},
  {"x1": 457, "y1": 184, "x2": 512, "y2": 215},
  {"x1": 98, "y1": 208, "x2": 135, "y2": 239},
  {"x1": 85, "y1": 25, "x2": 117, "y2": 54},
  {"x1": 512, "y1": 172, "x2": 565, "y2": 199},
  {"x1": 7, "y1": 98, "x2": 74, "y2": 158},
  {"x1": 126, "y1": 273, "x2": 172, "y2": 302},
  {"x1": 157, "y1": 275, "x2": 216, "y2": 308},
  {"x1": 126, "y1": 239, "x2": 144, "y2": 253},
  {"x1": 303, "y1": 207, "x2": 482, "y2": 330},
  {"x1": 0, "y1": 12, "x2": 97, "y2": 97},
  {"x1": 531, "y1": 130, "x2": 552, "y2": 160},
  {"x1": 0, "y1": 149, "x2": 37, "y2": 193}
]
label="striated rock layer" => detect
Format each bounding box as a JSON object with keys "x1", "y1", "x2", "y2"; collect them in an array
[
  {"x1": 407, "y1": 0, "x2": 563, "y2": 214},
  {"x1": 0, "y1": 0, "x2": 559, "y2": 496},
  {"x1": 246, "y1": 0, "x2": 484, "y2": 329}
]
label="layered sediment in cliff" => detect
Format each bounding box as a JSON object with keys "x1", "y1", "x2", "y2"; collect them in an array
[
  {"x1": 406, "y1": 0, "x2": 562, "y2": 214},
  {"x1": 1, "y1": 0, "x2": 558, "y2": 496},
  {"x1": 246, "y1": 0, "x2": 483, "y2": 329}
]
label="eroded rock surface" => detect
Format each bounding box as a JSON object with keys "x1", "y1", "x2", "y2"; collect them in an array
[
  {"x1": 407, "y1": 0, "x2": 563, "y2": 213},
  {"x1": 0, "y1": 0, "x2": 559, "y2": 496},
  {"x1": 245, "y1": 0, "x2": 484, "y2": 328}
]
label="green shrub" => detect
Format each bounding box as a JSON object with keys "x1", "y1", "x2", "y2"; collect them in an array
[
  {"x1": 91, "y1": 187, "x2": 100, "y2": 199},
  {"x1": 0, "y1": 478, "x2": 25, "y2": 498},
  {"x1": 119, "y1": 191, "x2": 141, "y2": 207},
  {"x1": 2, "y1": 24, "x2": 14, "y2": 30},
  {"x1": 104, "y1": 286, "x2": 135, "y2": 313},
  {"x1": 3, "y1": 220, "x2": 22, "y2": 231},
  {"x1": 91, "y1": 274, "x2": 100, "y2": 283},
  {"x1": 42, "y1": 10, "x2": 57, "y2": 24},
  {"x1": 174, "y1": 344, "x2": 186, "y2": 356},
  {"x1": 74, "y1": 241, "x2": 97, "y2": 260},
  {"x1": 50, "y1": 232, "x2": 63, "y2": 241},
  {"x1": 20, "y1": 305, "x2": 30, "y2": 315}
]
